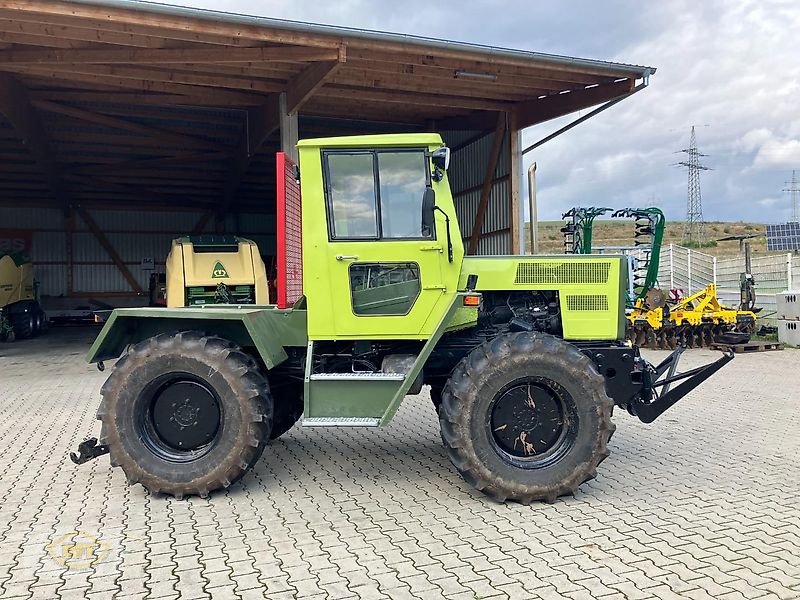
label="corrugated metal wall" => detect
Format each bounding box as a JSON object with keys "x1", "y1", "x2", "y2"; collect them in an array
[
  {"x1": 2, "y1": 129, "x2": 516, "y2": 301},
  {"x1": 442, "y1": 129, "x2": 512, "y2": 255},
  {"x1": 0, "y1": 207, "x2": 275, "y2": 298}
]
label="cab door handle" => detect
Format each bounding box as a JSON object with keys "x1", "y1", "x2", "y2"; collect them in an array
[{"x1": 336, "y1": 255, "x2": 359, "y2": 261}]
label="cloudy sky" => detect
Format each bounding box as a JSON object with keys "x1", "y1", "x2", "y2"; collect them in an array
[{"x1": 161, "y1": 0, "x2": 798, "y2": 223}]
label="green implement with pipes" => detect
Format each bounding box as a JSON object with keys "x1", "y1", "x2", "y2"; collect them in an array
[{"x1": 76, "y1": 133, "x2": 733, "y2": 504}]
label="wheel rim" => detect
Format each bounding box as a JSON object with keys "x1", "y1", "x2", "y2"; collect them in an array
[
  {"x1": 138, "y1": 373, "x2": 222, "y2": 462},
  {"x1": 487, "y1": 377, "x2": 578, "y2": 469}
]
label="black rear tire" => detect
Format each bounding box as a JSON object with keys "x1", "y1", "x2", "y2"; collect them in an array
[
  {"x1": 97, "y1": 331, "x2": 273, "y2": 499},
  {"x1": 439, "y1": 332, "x2": 615, "y2": 504}
]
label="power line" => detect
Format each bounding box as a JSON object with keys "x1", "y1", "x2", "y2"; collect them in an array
[
  {"x1": 783, "y1": 170, "x2": 800, "y2": 223},
  {"x1": 675, "y1": 126, "x2": 711, "y2": 244}
]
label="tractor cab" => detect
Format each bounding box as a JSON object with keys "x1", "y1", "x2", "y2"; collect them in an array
[{"x1": 296, "y1": 134, "x2": 464, "y2": 340}]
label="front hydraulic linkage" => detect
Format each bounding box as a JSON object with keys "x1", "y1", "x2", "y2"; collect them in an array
[
  {"x1": 70, "y1": 437, "x2": 109, "y2": 465},
  {"x1": 630, "y1": 345, "x2": 735, "y2": 423}
]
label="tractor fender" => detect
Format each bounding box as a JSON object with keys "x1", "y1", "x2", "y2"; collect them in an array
[{"x1": 86, "y1": 306, "x2": 307, "y2": 369}]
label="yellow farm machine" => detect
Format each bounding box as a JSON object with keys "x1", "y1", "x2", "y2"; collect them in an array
[
  {"x1": 0, "y1": 251, "x2": 46, "y2": 341},
  {"x1": 562, "y1": 206, "x2": 757, "y2": 349}
]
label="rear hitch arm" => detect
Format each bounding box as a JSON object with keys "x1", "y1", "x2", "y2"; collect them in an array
[
  {"x1": 630, "y1": 346, "x2": 734, "y2": 424},
  {"x1": 70, "y1": 437, "x2": 109, "y2": 465}
]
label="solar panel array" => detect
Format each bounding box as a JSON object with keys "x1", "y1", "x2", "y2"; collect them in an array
[{"x1": 767, "y1": 223, "x2": 800, "y2": 251}]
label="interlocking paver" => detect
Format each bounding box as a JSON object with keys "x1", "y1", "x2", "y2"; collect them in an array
[{"x1": 1, "y1": 329, "x2": 799, "y2": 599}]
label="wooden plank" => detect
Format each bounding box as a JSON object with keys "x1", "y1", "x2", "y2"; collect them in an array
[
  {"x1": 74, "y1": 206, "x2": 145, "y2": 295},
  {"x1": 329, "y1": 68, "x2": 533, "y2": 102},
  {"x1": 467, "y1": 112, "x2": 506, "y2": 255},
  {"x1": 0, "y1": 45, "x2": 342, "y2": 65},
  {"x1": 711, "y1": 342, "x2": 784, "y2": 353},
  {"x1": 0, "y1": 3, "x2": 339, "y2": 48},
  {"x1": 0, "y1": 29, "x2": 85, "y2": 48},
  {"x1": 27, "y1": 89, "x2": 216, "y2": 106},
  {"x1": 323, "y1": 84, "x2": 510, "y2": 112},
  {"x1": 0, "y1": 18, "x2": 172, "y2": 48},
  {"x1": 2, "y1": 62, "x2": 286, "y2": 94},
  {"x1": 345, "y1": 48, "x2": 623, "y2": 85},
  {"x1": 0, "y1": 72, "x2": 70, "y2": 209},
  {"x1": 512, "y1": 79, "x2": 635, "y2": 129},
  {"x1": 286, "y1": 53, "x2": 343, "y2": 114},
  {"x1": 3, "y1": 66, "x2": 267, "y2": 105}
]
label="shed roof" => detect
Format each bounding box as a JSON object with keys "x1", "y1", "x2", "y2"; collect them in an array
[{"x1": 0, "y1": 0, "x2": 654, "y2": 212}]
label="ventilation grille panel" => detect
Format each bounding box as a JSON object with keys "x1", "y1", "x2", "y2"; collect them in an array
[
  {"x1": 566, "y1": 295, "x2": 609, "y2": 312},
  {"x1": 515, "y1": 262, "x2": 610, "y2": 285}
]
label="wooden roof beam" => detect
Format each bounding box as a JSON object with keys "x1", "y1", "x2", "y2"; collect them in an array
[
  {"x1": 0, "y1": 72, "x2": 70, "y2": 210},
  {"x1": 285, "y1": 46, "x2": 345, "y2": 115},
  {"x1": 66, "y1": 151, "x2": 231, "y2": 175},
  {"x1": 6, "y1": 67, "x2": 268, "y2": 105},
  {"x1": 1, "y1": 62, "x2": 285, "y2": 94},
  {"x1": 512, "y1": 79, "x2": 635, "y2": 129},
  {"x1": 31, "y1": 99, "x2": 224, "y2": 150},
  {"x1": 0, "y1": 45, "x2": 343, "y2": 65}
]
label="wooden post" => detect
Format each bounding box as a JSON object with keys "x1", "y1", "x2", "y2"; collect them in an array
[
  {"x1": 280, "y1": 92, "x2": 299, "y2": 163},
  {"x1": 509, "y1": 111, "x2": 522, "y2": 254}
]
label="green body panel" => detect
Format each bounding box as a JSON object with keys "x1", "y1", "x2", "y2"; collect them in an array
[
  {"x1": 380, "y1": 293, "x2": 467, "y2": 424},
  {"x1": 297, "y1": 133, "x2": 464, "y2": 341},
  {"x1": 304, "y1": 293, "x2": 466, "y2": 423},
  {"x1": 86, "y1": 306, "x2": 308, "y2": 366},
  {"x1": 460, "y1": 255, "x2": 627, "y2": 341},
  {"x1": 305, "y1": 377, "x2": 403, "y2": 419}
]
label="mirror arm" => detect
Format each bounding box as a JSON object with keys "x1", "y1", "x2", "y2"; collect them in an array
[{"x1": 434, "y1": 206, "x2": 454, "y2": 262}]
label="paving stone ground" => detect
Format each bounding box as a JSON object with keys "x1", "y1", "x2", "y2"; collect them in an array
[{"x1": 0, "y1": 326, "x2": 798, "y2": 600}]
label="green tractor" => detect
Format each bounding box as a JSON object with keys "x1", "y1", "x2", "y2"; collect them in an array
[{"x1": 72, "y1": 134, "x2": 732, "y2": 503}]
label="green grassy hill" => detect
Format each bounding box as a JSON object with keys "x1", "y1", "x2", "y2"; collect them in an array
[{"x1": 526, "y1": 220, "x2": 768, "y2": 257}]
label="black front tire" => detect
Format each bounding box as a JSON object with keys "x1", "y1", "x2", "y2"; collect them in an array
[
  {"x1": 97, "y1": 331, "x2": 273, "y2": 498},
  {"x1": 439, "y1": 332, "x2": 615, "y2": 504}
]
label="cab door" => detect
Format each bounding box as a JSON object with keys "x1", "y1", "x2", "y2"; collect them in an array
[{"x1": 322, "y1": 148, "x2": 449, "y2": 339}]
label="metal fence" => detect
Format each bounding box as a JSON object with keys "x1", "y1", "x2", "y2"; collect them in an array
[{"x1": 657, "y1": 244, "x2": 800, "y2": 323}]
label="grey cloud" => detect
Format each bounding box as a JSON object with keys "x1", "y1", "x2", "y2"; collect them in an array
[{"x1": 164, "y1": 0, "x2": 800, "y2": 223}]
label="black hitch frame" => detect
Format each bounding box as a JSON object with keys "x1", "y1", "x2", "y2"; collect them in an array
[
  {"x1": 582, "y1": 343, "x2": 734, "y2": 423},
  {"x1": 70, "y1": 437, "x2": 109, "y2": 465},
  {"x1": 632, "y1": 346, "x2": 734, "y2": 423}
]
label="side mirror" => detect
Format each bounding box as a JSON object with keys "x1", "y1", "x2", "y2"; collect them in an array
[
  {"x1": 421, "y1": 187, "x2": 435, "y2": 237},
  {"x1": 432, "y1": 147, "x2": 451, "y2": 171}
]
